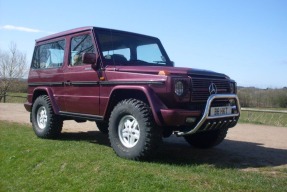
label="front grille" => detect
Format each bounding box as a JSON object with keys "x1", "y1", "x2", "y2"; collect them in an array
[{"x1": 191, "y1": 78, "x2": 230, "y2": 101}]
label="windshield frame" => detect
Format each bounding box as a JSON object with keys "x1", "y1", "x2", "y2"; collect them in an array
[{"x1": 93, "y1": 27, "x2": 173, "y2": 67}]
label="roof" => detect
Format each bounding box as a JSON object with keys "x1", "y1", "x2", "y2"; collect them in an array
[
  {"x1": 35, "y1": 26, "x2": 159, "y2": 43},
  {"x1": 36, "y1": 26, "x2": 94, "y2": 43}
]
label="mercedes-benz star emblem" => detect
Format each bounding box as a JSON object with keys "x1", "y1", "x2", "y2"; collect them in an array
[{"x1": 209, "y1": 83, "x2": 217, "y2": 95}]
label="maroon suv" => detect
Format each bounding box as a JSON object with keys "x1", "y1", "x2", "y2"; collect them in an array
[{"x1": 24, "y1": 26, "x2": 240, "y2": 160}]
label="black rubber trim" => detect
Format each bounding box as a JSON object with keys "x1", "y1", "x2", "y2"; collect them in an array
[
  {"x1": 71, "y1": 81, "x2": 99, "y2": 86},
  {"x1": 59, "y1": 111, "x2": 103, "y2": 121},
  {"x1": 29, "y1": 80, "x2": 164, "y2": 87},
  {"x1": 28, "y1": 82, "x2": 63, "y2": 86},
  {"x1": 99, "y1": 81, "x2": 165, "y2": 85},
  {"x1": 28, "y1": 81, "x2": 99, "y2": 87}
]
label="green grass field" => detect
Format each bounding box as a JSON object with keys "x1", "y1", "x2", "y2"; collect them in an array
[
  {"x1": 0, "y1": 121, "x2": 286, "y2": 192},
  {"x1": 239, "y1": 110, "x2": 287, "y2": 127},
  {"x1": 1, "y1": 92, "x2": 27, "y2": 103}
]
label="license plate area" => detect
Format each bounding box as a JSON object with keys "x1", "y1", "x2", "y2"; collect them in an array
[{"x1": 210, "y1": 106, "x2": 232, "y2": 116}]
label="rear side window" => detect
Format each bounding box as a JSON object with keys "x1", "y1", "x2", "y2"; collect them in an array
[
  {"x1": 70, "y1": 34, "x2": 94, "y2": 66},
  {"x1": 31, "y1": 40, "x2": 65, "y2": 69}
]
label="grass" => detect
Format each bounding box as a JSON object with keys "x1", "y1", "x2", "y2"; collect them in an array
[
  {"x1": 1, "y1": 121, "x2": 287, "y2": 191},
  {"x1": 239, "y1": 110, "x2": 287, "y2": 127},
  {"x1": 1, "y1": 92, "x2": 27, "y2": 103}
]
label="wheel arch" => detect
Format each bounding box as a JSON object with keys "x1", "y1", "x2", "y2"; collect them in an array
[
  {"x1": 32, "y1": 87, "x2": 60, "y2": 114},
  {"x1": 103, "y1": 86, "x2": 167, "y2": 126}
]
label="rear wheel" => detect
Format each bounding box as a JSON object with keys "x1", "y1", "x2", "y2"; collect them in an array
[
  {"x1": 108, "y1": 99, "x2": 162, "y2": 160},
  {"x1": 31, "y1": 95, "x2": 63, "y2": 139},
  {"x1": 184, "y1": 128, "x2": 228, "y2": 149}
]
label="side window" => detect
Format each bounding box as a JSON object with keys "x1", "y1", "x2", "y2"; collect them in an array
[
  {"x1": 70, "y1": 34, "x2": 94, "y2": 66},
  {"x1": 31, "y1": 40, "x2": 65, "y2": 69}
]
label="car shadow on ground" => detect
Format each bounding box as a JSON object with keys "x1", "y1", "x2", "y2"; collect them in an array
[
  {"x1": 155, "y1": 136, "x2": 287, "y2": 169},
  {"x1": 58, "y1": 131, "x2": 287, "y2": 169},
  {"x1": 60, "y1": 131, "x2": 110, "y2": 146}
]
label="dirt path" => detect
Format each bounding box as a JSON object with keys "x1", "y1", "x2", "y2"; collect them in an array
[{"x1": 1, "y1": 103, "x2": 287, "y2": 169}]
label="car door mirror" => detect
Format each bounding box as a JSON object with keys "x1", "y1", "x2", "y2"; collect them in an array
[{"x1": 82, "y1": 52, "x2": 98, "y2": 65}]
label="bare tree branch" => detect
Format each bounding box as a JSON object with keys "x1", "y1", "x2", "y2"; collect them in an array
[{"x1": 0, "y1": 42, "x2": 28, "y2": 101}]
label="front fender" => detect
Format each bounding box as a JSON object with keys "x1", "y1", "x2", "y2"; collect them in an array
[{"x1": 104, "y1": 85, "x2": 167, "y2": 126}]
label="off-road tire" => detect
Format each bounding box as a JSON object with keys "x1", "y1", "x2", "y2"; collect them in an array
[
  {"x1": 108, "y1": 99, "x2": 162, "y2": 160},
  {"x1": 31, "y1": 95, "x2": 63, "y2": 139},
  {"x1": 96, "y1": 121, "x2": 109, "y2": 134},
  {"x1": 184, "y1": 128, "x2": 228, "y2": 149}
]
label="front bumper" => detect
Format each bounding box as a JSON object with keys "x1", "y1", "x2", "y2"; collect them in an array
[{"x1": 160, "y1": 94, "x2": 241, "y2": 136}]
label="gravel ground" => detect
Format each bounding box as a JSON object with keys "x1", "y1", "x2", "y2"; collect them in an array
[{"x1": 1, "y1": 103, "x2": 286, "y2": 169}]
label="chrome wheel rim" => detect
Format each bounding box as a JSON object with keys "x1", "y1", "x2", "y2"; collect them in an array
[
  {"x1": 37, "y1": 106, "x2": 47, "y2": 129},
  {"x1": 118, "y1": 115, "x2": 140, "y2": 148}
]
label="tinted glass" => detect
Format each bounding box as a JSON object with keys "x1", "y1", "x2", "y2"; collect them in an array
[
  {"x1": 70, "y1": 34, "x2": 94, "y2": 66},
  {"x1": 137, "y1": 44, "x2": 166, "y2": 64},
  {"x1": 96, "y1": 30, "x2": 170, "y2": 66},
  {"x1": 31, "y1": 40, "x2": 65, "y2": 69}
]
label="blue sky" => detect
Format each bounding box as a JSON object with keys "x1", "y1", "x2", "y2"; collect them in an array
[{"x1": 0, "y1": 0, "x2": 286, "y2": 88}]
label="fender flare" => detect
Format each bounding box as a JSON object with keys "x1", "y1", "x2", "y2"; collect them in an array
[
  {"x1": 32, "y1": 87, "x2": 60, "y2": 114},
  {"x1": 104, "y1": 85, "x2": 167, "y2": 126}
]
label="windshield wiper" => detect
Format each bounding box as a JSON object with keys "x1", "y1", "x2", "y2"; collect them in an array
[{"x1": 153, "y1": 61, "x2": 166, "y2": 64}]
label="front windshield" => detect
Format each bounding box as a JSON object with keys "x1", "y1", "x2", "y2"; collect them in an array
[{"x1": 95, "y1": 29, "x2": 171, "y2": 66}]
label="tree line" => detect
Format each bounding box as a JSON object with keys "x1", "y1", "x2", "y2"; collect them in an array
[{"x1": 238, "y1": 87, "x2": 287, "y2": 108}]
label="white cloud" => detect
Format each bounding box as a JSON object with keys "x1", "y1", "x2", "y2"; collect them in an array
[{"x1": 1, "y1": 25, "x2": 42, "y2": 33}]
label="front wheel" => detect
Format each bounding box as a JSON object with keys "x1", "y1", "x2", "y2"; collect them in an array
[
  {"x1": 31, "y1": 95, "x2": 63, "y2": 139},
  {"x1": 184, "y1": 128, "x2": 228, "y2": 149},
  {"x1": 108, "y1": 99, "x2": 162, "y2": 160}
]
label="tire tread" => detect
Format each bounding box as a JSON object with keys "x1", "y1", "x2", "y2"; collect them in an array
[
  {"x1": 108, "y1": 99, "x2": 162, "y2": 160},
  {"x1": 32, "y1": 95, "x2": 63, "y2": 139}
]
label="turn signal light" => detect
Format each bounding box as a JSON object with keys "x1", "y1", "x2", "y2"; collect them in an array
[{"x1": 158, "y1": 70, "x2": 170, "y2": 76}]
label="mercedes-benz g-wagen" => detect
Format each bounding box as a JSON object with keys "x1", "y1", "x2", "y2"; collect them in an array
[{"x1": 24, "y1": 26, "x2": 240, "y2": 160}]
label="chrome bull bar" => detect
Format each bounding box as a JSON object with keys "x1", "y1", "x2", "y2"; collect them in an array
[{"x1": 175, "y1": 94, "x2": 241, "y2": 136}]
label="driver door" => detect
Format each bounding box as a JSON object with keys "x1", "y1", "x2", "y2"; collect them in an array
[{"x1": 63, "y1": 32, "x2": 100, "y2": 115}]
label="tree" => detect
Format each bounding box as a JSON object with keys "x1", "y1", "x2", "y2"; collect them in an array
[{"x1": 0, "y1": 42, "x2": 27, "y2": 101}]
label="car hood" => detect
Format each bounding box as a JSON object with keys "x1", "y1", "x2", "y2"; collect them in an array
[{"x1": 106, "y1": 66, "x2": 229, "y2": 79}]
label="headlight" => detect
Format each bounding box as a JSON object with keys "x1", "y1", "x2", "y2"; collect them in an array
[{"x1": 175, "y1": 81, "x2": 184, "y2": 96}]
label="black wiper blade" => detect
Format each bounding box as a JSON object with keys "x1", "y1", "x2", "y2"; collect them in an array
[{"x1": 153, "y1": 61, "x2": 166, "y2": 64}]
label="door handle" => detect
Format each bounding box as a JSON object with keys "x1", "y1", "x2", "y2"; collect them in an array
[{"x1": 64, "y1": 81, "x2": 72, "y2": 86}]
